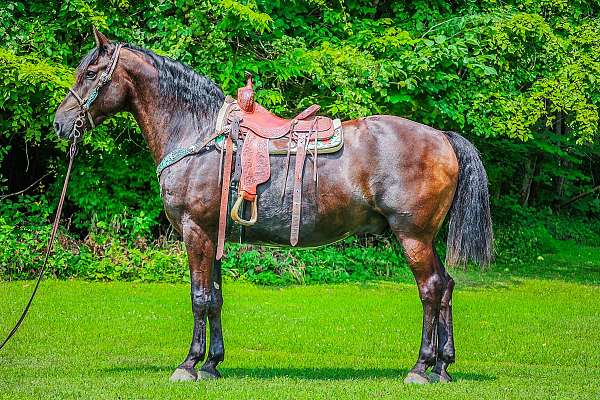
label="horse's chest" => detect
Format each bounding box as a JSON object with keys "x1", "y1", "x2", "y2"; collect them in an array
[{"x1": 158, "y1": 167, "x2": 193, "y2": 231}]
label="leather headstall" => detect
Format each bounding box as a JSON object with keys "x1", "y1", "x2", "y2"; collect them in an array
[{"x1": 67, "y1": 43, "x2": 124, "y2": 138}]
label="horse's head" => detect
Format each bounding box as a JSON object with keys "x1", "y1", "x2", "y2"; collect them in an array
[{"x1": 54, "y1": 27, "x2": 129, "y2": 140}]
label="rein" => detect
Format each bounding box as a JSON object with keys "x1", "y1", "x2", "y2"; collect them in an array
[{"x1": 0, "y1": 45, "x2": 123, "y2": 351}]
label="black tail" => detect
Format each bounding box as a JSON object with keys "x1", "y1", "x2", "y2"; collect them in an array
[{"x1": 444, "y1": 131, "x2": 493, "y2": 267}]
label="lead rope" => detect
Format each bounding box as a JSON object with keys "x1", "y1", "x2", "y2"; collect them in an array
[
  {"x1": 0, "y1": 135, "x2": 79, "y2": 351},
  {"x1": 0, "y1": 45, "x2": 123, "y2": 350}
]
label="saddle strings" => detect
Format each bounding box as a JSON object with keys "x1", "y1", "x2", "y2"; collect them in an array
[
  {"x1": 280, "y1": 117, "x2": 321, "y2": 202},
  {"x1": 280, "y1": 121, "x2": 296, "y2": 202}
]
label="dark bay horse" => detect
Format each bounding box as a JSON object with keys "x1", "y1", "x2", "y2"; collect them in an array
[{"x1": 54, "y1": 29, "x2": 493, "y2": 384}]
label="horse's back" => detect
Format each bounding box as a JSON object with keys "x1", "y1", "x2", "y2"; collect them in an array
[{"x1": 238, "y1": 115, "x2": 458, "y2": 246}]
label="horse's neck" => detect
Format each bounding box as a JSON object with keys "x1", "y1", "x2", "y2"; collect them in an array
[
  {"x1": 125, "y1": 58, "x2": 219, "y2": 164},
  {"x1": 133, "y1": 107, "x2": 193, "y2": 163},
  {"x1": 131, "y1": 97, "x2": 210, "y2": 164}
]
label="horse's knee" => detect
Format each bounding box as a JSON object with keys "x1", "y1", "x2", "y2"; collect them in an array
[
  {"x1": 207, "y1": 301, "x2": 222, "y2": 318},
  {"x1": 212, "y1": 289, "x2": 223, "y2": 309},
  {"x1": 191, "y1": 290, "x2": 213, "y2": 311},
  {"x1": 192, "y1": 289, "x2": 223, "y2": 314}
]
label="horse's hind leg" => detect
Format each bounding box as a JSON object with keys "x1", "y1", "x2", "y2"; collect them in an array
[
  {"x1": 397, "y1": 236, "x2": 445, "y2": 384},
  {"x1": 430, "y1": 250, "x2": 455, "y2": 383}
]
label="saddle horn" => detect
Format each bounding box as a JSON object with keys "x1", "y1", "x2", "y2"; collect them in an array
[{"x1": 237, "y1": 71, "x2": 255, "y2": 113}]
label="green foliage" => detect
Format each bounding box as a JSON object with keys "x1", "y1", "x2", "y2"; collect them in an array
[
  {"x1": 220, "y1": 0, "x2": 273, "y2": 33},
  {"x1": 0, "y1": 0, "x2": 599, "y2": 282},
  {"x1": 223, "y1": 236, "x2": 413, "y2": 285},
  {"x1": 2, "y1": 197, "x2": 595, "y2": 285},
  {"x1": 66, "y1": 148, "x2": 163, "y2": 238}
]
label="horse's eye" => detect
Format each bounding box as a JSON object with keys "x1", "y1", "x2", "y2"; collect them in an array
[{"x1": 85, "y1": 70, "x2": 97, "y2": 80}]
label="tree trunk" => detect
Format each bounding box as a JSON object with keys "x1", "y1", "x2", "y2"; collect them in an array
[{"x1": 520, "y1": 155, "x2": 537, "y2": 207}]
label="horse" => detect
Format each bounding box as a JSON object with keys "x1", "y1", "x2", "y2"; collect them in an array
[{"x1": 53, "y1": 28, "x2": 493, "y2": 384}]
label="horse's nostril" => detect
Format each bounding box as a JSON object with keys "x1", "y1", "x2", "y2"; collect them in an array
[{"x1": 54, "y1": 122, "x2": 61, "y2": 134}]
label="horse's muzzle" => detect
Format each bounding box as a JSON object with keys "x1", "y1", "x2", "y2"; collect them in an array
[{"x1": 53, "y1": 116, "x2": 76, "y2": 140}]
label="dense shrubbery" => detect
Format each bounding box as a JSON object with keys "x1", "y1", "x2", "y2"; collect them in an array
[
  {"x1": 2, "y1": 195, "x2": 596, "y2": 285},
  {"x1": 1, "y1": 1, "x2": 599, "y2": 284}
]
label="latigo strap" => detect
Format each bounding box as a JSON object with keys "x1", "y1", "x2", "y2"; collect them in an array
[
  {"x1": 216, "y1": 117, "x2": 239, "y2": 260},
  {"x1": 216, "y1": 134, "x2": 233, "y2": 260},
  {"x1": 290, "y1": 130, "x2": 307, "y2": 246}
]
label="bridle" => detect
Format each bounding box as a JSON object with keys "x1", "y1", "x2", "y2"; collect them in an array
[
  {"x1": 0, "y1": 43, "x2": 123, "y2": 351},
  {"x1": 67, "y1": 43, "x2": 123, "y2": 138}
]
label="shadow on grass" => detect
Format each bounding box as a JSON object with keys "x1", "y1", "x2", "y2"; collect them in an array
[
  {"x1": 223, "y1": 367, "x2": 494, "y2": 382},
  {"x1": 101, "y1": 365, "x2": 495, "y2": 382},
  {"x1": 452, "y1": 242, "x2": 600, "y2": 289}
]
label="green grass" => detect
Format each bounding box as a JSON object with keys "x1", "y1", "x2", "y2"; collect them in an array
[{"x1": 1, "y1": 245, "x2": 599, "y2": 399}]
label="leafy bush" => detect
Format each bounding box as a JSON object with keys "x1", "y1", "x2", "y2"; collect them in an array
[
  {"x1": 223, "y1": 236, "x2": 414, "y2": 285},
  {"x1": 1, "y1": 0, "x2": 599, "y2": 285},
  {"x1": 494, "y1": 224, "x2": 558, "y2": 265},
  {"x1": 3, "y1": 196, "x2": 596, "y2": 285}
]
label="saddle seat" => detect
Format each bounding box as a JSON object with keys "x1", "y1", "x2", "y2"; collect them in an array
[
  {"x1": 215, "y1": 72, "x2": 344, "y2": 259},
  {"x1": 240, "y1": 102, "x2": 335, "y2": 140}
]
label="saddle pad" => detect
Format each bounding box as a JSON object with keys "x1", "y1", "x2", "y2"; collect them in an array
[{"x1": 215, "y1": 119, "x2": 344, "y2": 155}]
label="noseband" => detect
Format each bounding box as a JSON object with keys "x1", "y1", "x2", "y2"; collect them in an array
[{"x1": 68, "y1": 43, "x2": 123, "y2": 137}]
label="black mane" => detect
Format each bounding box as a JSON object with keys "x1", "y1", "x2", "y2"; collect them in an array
[
  {"x1": 123, "y1": 44, "x2": 225, "y2": 118},
  {"x1": 77, "y1": 43, "x2": 225, "y2": 129}
]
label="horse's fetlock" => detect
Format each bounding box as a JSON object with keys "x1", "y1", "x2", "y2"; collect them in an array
[{"x1": 420, "y1": 348, "x2": 437, "y2": 366}]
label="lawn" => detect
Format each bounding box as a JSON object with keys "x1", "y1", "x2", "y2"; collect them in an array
[{"x1": 1, "y1": 245, "x2": 599, "y2": 399}]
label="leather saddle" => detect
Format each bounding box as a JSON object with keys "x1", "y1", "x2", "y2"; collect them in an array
[{"x1": 215, "y1": 72, "x2": 343, "y2": 259}]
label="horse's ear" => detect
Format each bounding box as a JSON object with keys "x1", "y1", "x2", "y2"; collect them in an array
[{"x1": 92, "y1": 26, "x2": 111, "y2": 48}]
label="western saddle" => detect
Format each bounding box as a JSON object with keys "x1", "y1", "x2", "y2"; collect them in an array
[{"x1": 215, "y1": 72, "x2": 343, "y2": 259}]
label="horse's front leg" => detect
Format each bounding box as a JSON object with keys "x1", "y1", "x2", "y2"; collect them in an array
[
  {"x1": 170, "y1": 220, "x2": 221, "y2": 381},
  {"x1": 199, "y1": 258, "x2": 224, "y2": 378}
]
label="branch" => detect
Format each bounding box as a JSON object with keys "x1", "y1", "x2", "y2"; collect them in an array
[
  {"x1": 0, "y1": 173, "x2": 50, "y2": 200},
  {"x1": 560, "y1": 185, "x2": 600, "y2": 208}
]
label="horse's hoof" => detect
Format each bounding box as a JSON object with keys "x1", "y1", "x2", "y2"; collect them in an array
[
  {"x1": 404, "y1": 372, "x2": 430, "y2": 384},
  {"x1": 430, "y1": 370, "x2": 453, "y2": 383},
  {"x1": 197, "y1": 369, "x2": 221, "y2": 380},
  {"x1": 170, "y1": 367, "x2": 198, "y2": 382}
]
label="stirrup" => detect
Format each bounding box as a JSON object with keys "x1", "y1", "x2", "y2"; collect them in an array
[{"x1": 230, "y1": 193, "x2": 258, "y2": 226}]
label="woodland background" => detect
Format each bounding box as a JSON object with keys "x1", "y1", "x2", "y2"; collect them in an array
[{"x1": 1, "y1": 0, "x2": 599, "y2": 284}]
